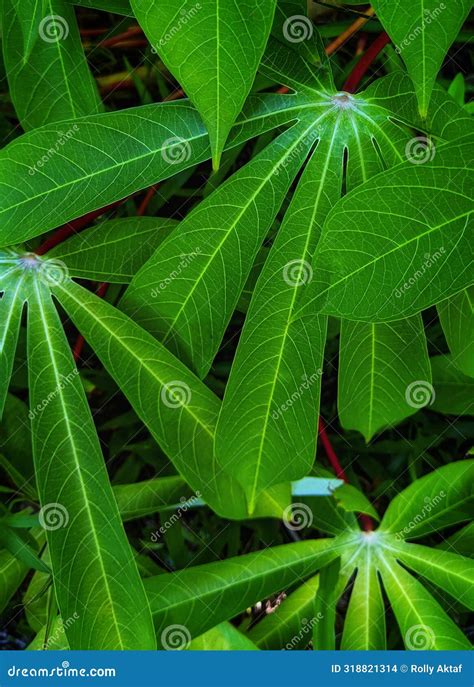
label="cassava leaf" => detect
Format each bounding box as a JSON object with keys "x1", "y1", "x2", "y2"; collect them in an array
[
  {"x1": 48, "y1": 217, "x2": 178, "y2": 283},
  {"x1": 6, "y1": 0, "x2": 47, "y2": 60},
  {"x1": 0, "y1": 274, "x2": 25, "y2": 418},
  {"x1": 430, "y1": 355, "x2": 474, "y2": 416},
  {"x1": 53, "y1": 278, "x2": 291, "y2": 519},
  {"x1": 338, "y1": 316, "x2": 431, "y2": 441},
  {"x1": 131, "y1": 0, "x2": 277, "y2": 168},
  {"x1": 341, "y1": 544, "x2": 386, "y2": 650},
  {"x1": 372, "y1": 0, "x2": 471, "y2": 117},
  {"x1": 121, "y1": 121, "x2": 316, "y2": 379},
  {"x1": 214, "y1": 134, "x2": 340, "y2": 509},
  {"x1": 437, "y1": 287, "x2": 474, "y2": 378},
  {"x1": 378, "y1": 551, "x2": 470, "y2": 650},
  {"x1": 381, "y1": 460, "x2": 474, "y2": 539},
  {"x1": 2, "y1": 0, "x2": 102, "y2": 130},
  {"x1": 303, "y1": 135, "x2": 474, "y2": 322},
  {"x1": 27, "y1": 278, "x2": 156, "y2": 649},
  {"x1": 144, "y1": 539, "x2": 341, "y2": 644},
  {"x1": 0, "y1": 95, "x2": 302, "y2": 246},
  {"x1": 385, "y1": 540, "x2": 474, "y2": 609}
]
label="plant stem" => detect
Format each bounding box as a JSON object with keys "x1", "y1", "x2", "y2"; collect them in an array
[
  {"x1": 318, "y1": 417, "x2": 373, "y2": 531},
  {"x1": 325, "y1": 7, "x2": 375, "y2": 56},
  {"x1": 343, "y1": 31, "x2": 391, "y2": 93}
]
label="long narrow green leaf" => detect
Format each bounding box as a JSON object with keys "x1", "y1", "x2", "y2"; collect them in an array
[
  {"x1": 386, "y1": 540, "x2": 474, "y2": 610},
  {"x1": 131, "y1": 0, "x2": 277, "y2": 168},
  {"x1": 113, "y1": 476, "x2": 189, "y2": 521},
  {"x1": 27, "y1": 280, "x2": 155, "y2": 649},
  {"x1": 49, "y1": 217, "x2": 177, "y2": 283},
  {"x1": 341, "y1": 544, "x2": 386, "y2": 650},
  {"x1": 381, "y1": 460, "x2": 474, "y2": 539},
  {"x1": 372, "y1": 0, "x2": 471, "y2": 117},
  {"x1": 2, "y1": 0, "x2": 102, "y2": 130},
  {"x1": 121, "y1": 122, "x2": 316, "y2": 378},
  {"x1": 143, "y1": 539, "x2": 341, "y2": 645},
  {"x1": 7, "y1": 0, "x2": 47, "y2": 60},
  {"x1": 313, "y1": 557, "x2": 340, "y2": 650},
  {"x1": 303, "y1": 136, "x2": 474, "y2": 322},
  {"x1": 378, "y1": 552, "x2": 470, "y2": 649},
  {"x1": 338, "y1": 316, "x2": 431, "y2": 442},
  {"x1": 215, "y1": 132, "x2": 343, "y2": 509},
  {"x1": 53, "y1": 278, "x2": 290, "y2": 519},
  {"x1": 0, "y1": 95, "x2": 300, "y2": 246},
  {"x1": 0, "y1": 274, "x2": 25, "y2": 418}
]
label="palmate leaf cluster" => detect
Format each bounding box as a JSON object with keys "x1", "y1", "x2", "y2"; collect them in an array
[{"x1": 0, "y1": 0, "x2": 472, "y2": 651}]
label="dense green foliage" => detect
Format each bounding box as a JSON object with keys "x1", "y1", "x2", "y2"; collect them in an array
[{"x1": 0, "y1": 0, "x2": 472, "y2": 652}]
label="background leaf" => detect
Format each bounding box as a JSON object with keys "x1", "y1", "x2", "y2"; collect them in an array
[{"x1": 131, "y1": 0, "x2": 277, "y2": 167}]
